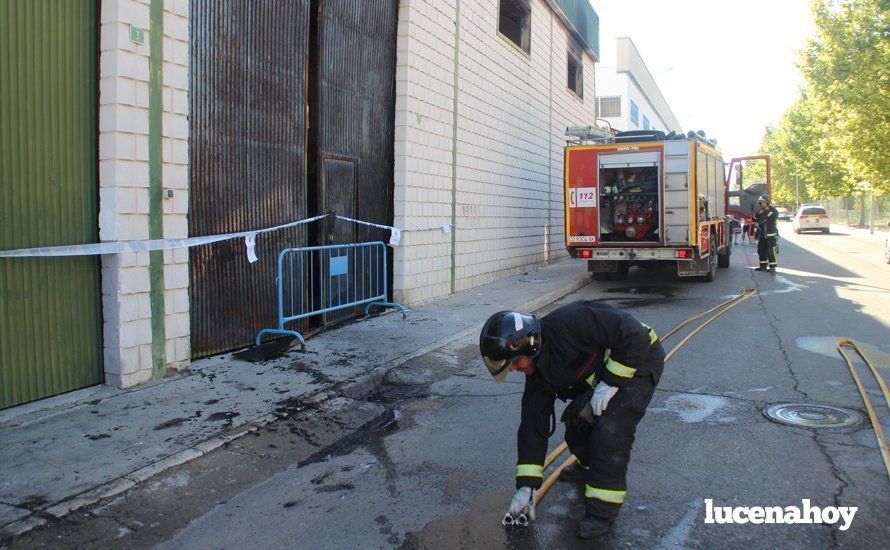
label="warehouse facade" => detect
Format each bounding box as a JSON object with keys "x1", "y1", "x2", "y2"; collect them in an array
[{"x1": 0, "y1": 0, "x2": 599, "y2": 406}]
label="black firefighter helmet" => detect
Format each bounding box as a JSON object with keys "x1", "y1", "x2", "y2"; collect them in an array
[{"x1": 479, "y1": 311, "x2": 542, "y2": 383}]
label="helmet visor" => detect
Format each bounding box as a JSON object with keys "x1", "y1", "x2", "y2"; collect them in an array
[{"x1": 483, "y1": 355, "x2": 510, "y2": 384}]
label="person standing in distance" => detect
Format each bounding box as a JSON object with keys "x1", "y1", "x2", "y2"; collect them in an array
[
  {"x1": 753, "y1": 194, "x2": 779, "y2": 272},
  {"x1": 479, "y1": 301, "x2": 664, "y2": 539}
]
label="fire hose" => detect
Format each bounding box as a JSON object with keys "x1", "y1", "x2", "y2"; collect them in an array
[
  {"x1": 836, "y1": 339, "x2": 890, "y2": 479},
  {"x1": 503, "y1": 288, "x2": 758, "y2": 527}
]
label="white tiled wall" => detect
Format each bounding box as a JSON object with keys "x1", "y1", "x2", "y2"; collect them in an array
[
  {"x1": 99, "y1": 0, "x2": 189, "y2": 387},
  {"x1": 393, "y1": 0, "x2": 597, "y2": 304}
]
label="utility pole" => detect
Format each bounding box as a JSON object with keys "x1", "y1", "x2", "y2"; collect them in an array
[{"x1": 869, "y1": 188, "x2": 876, "y2": 235}]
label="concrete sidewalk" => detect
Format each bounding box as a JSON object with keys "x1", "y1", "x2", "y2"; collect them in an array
[
  {"x1": 0, "y1": 259, "x2": 590, "y2": 538},
  {"x1": 829, "y1": 222, "x2": 889, "y2": 242}
]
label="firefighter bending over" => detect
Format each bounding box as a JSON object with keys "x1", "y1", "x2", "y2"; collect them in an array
[
  {"x1": 479, "y1": 301, "x2": 664, "y2": 539},
  {"x1": 754, "y1": 194, "x2": 779, "y2": 272}
]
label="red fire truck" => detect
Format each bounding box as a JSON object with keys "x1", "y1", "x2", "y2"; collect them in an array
[{"x1": 564, "y1": 128, "x2": 770, "y2": 282}]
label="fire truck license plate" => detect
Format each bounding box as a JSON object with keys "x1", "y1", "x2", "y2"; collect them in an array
[{"x1": 570, "y1": 187, "x2": 597, "y2": 208}]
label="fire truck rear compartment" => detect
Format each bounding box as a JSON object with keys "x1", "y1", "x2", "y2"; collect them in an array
[{"x1": 599, "y1": 165, "x2": 659, "y2": 243}]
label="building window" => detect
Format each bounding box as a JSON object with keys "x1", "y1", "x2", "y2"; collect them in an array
[
  {"x1": 567, "y1": 50, "x2": 583, "y2": 98},
  {"x1": 596, "y1": 96, "x2": 621, "y2": 117},
  {"x1": 498, "y1": 0, "x2": 531, "y2": 54},
  {"x1": 643, "y1": 116, "x2": 649, "y2": 130},
  {"x1": 630, "y1": 100, "x2": 639, "y2": 126}
]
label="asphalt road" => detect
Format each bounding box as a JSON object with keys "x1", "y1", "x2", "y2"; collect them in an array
[{"x1": 9, "y1": 222, "x2": 889, "y2": 549}]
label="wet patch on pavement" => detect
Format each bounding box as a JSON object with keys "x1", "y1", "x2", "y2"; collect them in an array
[
  {"x1": 604, "y1": 285, "x2": 677, "y2": 298},
  {"x1": 795, "y1": 336, "x2": 890, "y2": 369},
  {"x1": 650, "y1": 393, "x2": 738, "y2": 423},
  {"x1": 400, "y1": 491, "x2": 562, "y2": 550}
]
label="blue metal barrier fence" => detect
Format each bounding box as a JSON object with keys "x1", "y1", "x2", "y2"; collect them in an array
[{"x1": 256, "y1": 242, "x2": 407, "y2": 350}]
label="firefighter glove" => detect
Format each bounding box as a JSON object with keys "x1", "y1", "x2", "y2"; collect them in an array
[
  {"x1": 507, "y1": 487, "x2": 536, "y2": 521},
  {"x1": 592, "y1": 382, "x2": 619, "y2": 416},
  {"x1": 561, "y1": 387, "x2": 595, "y2": 426}
]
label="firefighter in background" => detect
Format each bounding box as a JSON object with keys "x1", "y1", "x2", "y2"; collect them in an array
[
  {"x1": 479, "y1": 302, "x2": 664, "y2": 539},
  {"x1": 754, "y1": 194, "x2": 779, "y2": 272}
]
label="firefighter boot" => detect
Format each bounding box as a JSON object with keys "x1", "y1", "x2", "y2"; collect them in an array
[
  {"x1": 557, "y1": 463, "x2": 590, "y2": 484},
  {"x1": 577, "y1": 514, "x2": 613, "y2": 539}
]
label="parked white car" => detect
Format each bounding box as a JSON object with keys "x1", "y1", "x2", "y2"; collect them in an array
[{"x1": 792, "y1": 206, "x2": 830, "y2": 234}]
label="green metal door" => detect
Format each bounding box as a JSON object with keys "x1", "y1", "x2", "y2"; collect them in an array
[{"x1": 0, "y1": 0, "x2": 103, "y2": 408}]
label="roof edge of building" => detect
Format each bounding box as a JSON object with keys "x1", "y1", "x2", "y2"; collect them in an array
[{"x1": 614, "y1": 36, "x2": 682, "y2": 132}]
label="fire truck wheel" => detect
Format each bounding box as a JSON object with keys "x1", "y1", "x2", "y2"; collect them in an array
[
  {"x1": 717, "y1": 241, "x2": 731, "y2": 268},
  {"x1": 699, "y1": 237, "x2": 718, "y2": 282}
]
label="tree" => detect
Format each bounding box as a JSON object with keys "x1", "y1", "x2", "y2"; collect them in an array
[
  {"x1": 801, "y1": 0, "x2": 889, "y2": 194},
  {"x1": 755, "y1": 95, "x2": 845, "y2": 206},
  {"x1": 753, "y1": 0, "x2": 888, "y2": 225}
]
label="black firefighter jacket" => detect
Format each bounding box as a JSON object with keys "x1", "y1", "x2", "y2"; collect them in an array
[
  {"x1": 754, "y1": 205, "x2": 779, "y2": 238},
  {"x1": 514, "y1": 301, "x2": 662, "y2": 489}
]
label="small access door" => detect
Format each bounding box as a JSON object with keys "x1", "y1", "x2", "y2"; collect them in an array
[
  {"x1": 663, "y1": 140, "x2": 692, "y2": 244},
  {"x1": 597, "y1": 150, "x2": 661, "y2": 244},
  {"x1": 318, "y1": 155, "x2": 358, "y2": 325},
  {"x1": 565, "y1": 148, "x2": 601, "y2": 245}
]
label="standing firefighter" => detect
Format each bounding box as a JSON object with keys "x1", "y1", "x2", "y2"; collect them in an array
[
  {"x1": 479, "y1": 301, "x2": 664, "y2": 539},
  {"x1": 754, "y1": 194, "x2": 779, "y2": 272}
]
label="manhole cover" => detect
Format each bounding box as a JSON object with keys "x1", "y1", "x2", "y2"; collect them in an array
[{"x1": 763, "y1": 403, "x2": 864, "y2": 428}]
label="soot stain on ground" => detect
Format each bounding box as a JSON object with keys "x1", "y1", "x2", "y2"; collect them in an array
[
  {"x1": 314, "y1": 483, "x2": 355, "y2": 493},
  {"x1": 205, "y1": 411, "x2": 240, "y2": 422},
  {"x1": 604, "y1": 285, "x2": 676, "y2": 298},
  {"x1": 154, "y1": 417, "x2": 187, "y2": 430}
]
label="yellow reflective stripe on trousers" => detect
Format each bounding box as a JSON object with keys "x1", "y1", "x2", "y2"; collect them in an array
[
  {"x1": 516, "y1": 464, "x2": 544, "y2": 478},
  {"x1": 585, "y1": 372, "x2": 596, "y2": 386},
  {"x1": 606, "y1": 358, "x2": 636, "y2": 378},
  {"x1": 585, "y1": 485, "x2": 626, "y2": 503}
]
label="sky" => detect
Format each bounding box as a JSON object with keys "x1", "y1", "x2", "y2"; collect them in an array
[{"x1": 588, "y1": 0, "x2": 816, "y2": 160}]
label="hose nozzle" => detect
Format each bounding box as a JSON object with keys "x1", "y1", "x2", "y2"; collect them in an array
[{"x1": 501, "y1": 512, "x2": 529, "y2": 527}]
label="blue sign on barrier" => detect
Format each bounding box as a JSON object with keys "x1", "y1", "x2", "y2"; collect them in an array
[{"x1": 329, "y1": 255, "x2": 348, "y2": 277}]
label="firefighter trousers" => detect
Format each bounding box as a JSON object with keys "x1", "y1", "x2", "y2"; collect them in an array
[
  {"x1": 564, "y1": 343, "x2": 663, "y2": 521},
  {"x1": 757, "y1": 236, "x2": 778, "y2": 268}
]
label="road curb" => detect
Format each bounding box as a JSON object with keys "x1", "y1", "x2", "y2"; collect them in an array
[{"x1": 0, "y1": 270, "x2": 590, "y2": 540}]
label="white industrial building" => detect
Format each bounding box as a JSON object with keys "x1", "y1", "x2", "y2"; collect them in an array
[
  {"x1": 392, "y1": 0, "x2": 601, "y2": 304},
  {"x1": 594, "y1": 36, "x2": 682, "y2": 135}
]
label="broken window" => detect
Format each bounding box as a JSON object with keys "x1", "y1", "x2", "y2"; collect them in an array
[
  {"x1": 498, "y1": 0, "x2": 531, "y2": 54},
  {"x1": 567, "y1": 49, "x2": 583, "y2": 98}
]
